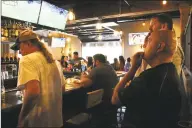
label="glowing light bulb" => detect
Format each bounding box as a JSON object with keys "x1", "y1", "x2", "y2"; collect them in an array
[
  {"x1": 96, "y1": 23, "x2": 102, "y2": 30},
  {"x1": 142, "y1": 22, "x2": 146, "y2": 26},
  {"x1": 162, "y1": 0, "x2": 167, "y2": 5},
  {"x1": 67, "y1": 37, "x2": 71, "y2": 42},
  {"x1": 68, "y1": 11, "x2": 75, "y2": 21}
]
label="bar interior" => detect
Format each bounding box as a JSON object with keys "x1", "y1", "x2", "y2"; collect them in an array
[{"x1": 1, "y1": 0, "x2": 192, "y2": 128}]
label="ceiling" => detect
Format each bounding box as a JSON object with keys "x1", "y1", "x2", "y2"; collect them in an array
[{"x1": 43, "y1": 0, "x2": 191, "y2": 42}]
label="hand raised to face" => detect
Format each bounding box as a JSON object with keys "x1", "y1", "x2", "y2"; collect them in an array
[{"x1": 131, "y1": 52, "x2": 144, "y2": 70}]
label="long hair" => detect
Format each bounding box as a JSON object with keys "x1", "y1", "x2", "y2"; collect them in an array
[
  {"x1": 87, "y1": 57, "x2": 93, "y2": 67},
  {"x1": 119, "y1": 56, "x2": 125, "y2": 71},
  {"x1": 30, "y1": 38, "x2": 55, "y2": 63}
]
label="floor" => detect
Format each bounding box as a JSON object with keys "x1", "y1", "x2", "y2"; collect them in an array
[{"x1": 64, "y1": 106, "x2": 128, "y2": 128}]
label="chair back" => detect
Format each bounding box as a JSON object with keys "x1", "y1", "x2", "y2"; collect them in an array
[{"x1": 86, "y1": 89, "x2": 104, "y2": 109}]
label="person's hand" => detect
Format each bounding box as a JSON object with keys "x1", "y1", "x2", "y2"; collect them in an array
[
  {"x1": 73, "y1": 79, "x2": 81, "y2": 84},
  {"x1": 131, "y1": 52, "x2": 144, "y2": 70}
]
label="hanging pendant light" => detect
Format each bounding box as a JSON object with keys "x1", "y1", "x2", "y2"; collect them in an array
[{"x1": 68, "y1": 9, "x2": 75, "y2": 21}]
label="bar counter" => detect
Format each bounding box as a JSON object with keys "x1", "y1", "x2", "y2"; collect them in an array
[
  {"x1": 1, "y1": 83, "x2": 87, "y2": 128},
  {"x1": 1, "y1": 71, "x2": 126, "y2": 128}
]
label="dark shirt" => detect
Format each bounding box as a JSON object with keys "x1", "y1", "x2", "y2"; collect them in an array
[
  {"x1": 118, "y1": 63, "x2": 181, "y2": 128},
  {"x1": 88, "y1": 64, "x2": 118, "y2": 102}
]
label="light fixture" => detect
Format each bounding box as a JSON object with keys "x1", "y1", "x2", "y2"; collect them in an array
[
  {"x1": 96, "y1": 22, "x2": 102, "y2": 30},
  {"x1": 67, "y1": 37, "x2": 71, "y2": 42},
  {"x1": 142, "y1": 21, "x2": 146, "y2": 26},
  {"x1": 162, "y1": 0, "x2": 167, "y2": 5},
  {"x1": 68, "y1": 9, "x2": 75, "y2": 21}
]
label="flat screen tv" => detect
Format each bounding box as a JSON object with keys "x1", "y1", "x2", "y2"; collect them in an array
[
  {"x1": 38, "y1": 1, "x2": 68, "y2": 30},
  {"x1": 51, "y1": 37, "x2": 65, "y2": 48},
  {"x1": 128, "y1": 32, "x2": 148, "y2": 45},
  {"x1": 2, "y1": 0, "x2": 41, "y2": 23}
]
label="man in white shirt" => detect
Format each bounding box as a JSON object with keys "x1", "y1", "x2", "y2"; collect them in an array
[{"x1": 11, "y1": 30, "x2": 65, "y2": 127}]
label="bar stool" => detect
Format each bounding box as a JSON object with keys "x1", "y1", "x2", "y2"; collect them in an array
[{"x1": 65, "y1": 89, "x2": 104, "y2": 128}]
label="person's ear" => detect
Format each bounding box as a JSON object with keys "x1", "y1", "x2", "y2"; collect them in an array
[
  {"x1": 161, "y1": 23, "x2": 167, "y2": 30},
  {"x1": 157, "y1": 42, "x2": 165, "y2": 52}
]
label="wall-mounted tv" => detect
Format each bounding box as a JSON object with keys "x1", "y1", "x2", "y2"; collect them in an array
[
  {"x1": 38, "y1": 1, "x2": 68, "y2": 30},
  {"x1": 2, "y1": 0, "x2": 41, "y2": 23},
  {"x1": 51, "y1": 37, "x2": 66, "y2": 48},
  {"x1": 128, "y1": 32, "x2": 148, "y2": 45}
]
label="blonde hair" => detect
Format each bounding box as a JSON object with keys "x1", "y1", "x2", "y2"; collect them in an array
[{"x1": 30, "y1": 38, "x2": 55, "y2": 63}]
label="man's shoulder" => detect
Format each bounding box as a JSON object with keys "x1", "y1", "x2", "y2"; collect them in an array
[{"x1": 20, "y1": 52, "x2": 44, "y2": 64}]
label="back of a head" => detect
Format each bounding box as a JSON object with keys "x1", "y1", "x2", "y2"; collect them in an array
[
  {"x1": 114, "y1": 58, "x2": 118, "y2": 63},
  {"x1": 119, "y1": 56, "x2": 125, "y2": 63},
  {"x1": 153, "y1": 13, "x2": 173, "y2": 30},
  {"x1": 93, "y1": 54, "x2": 106, "y2": 63},
  {"x1": 127, "y1": 57, "x2": 131, "y2": 62},
  {"x1": 61, "y1": 56, "x2": 64, "y2": 60},
  {"x1": 158, "y1": 30, "x2": 176, "y2": 56}
]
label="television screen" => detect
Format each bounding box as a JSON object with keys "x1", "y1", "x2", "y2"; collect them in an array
[
  {"x1": 51, "y1": 37, "x2": 65, "y2": 48},
  {"x1": 38, "y1": 1, "x2": 68, "y2": 30},
  {"x1": 128, "y1": 32, "x2": 148, "y2": 45},
  {"x1": 2, "y1": 0, "x2": 41, "y2": 23}
]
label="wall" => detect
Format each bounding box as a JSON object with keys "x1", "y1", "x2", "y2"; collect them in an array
[{"x1": 120, "y1": 18, "x2": 181, "y2": 59}]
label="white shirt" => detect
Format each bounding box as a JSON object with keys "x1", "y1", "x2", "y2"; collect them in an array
[{"x1": 18, "y1": 51, "x2": 65, "y2": 127}]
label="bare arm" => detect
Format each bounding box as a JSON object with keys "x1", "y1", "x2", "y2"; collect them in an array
[
  {"x1": 18, "y1": 80, "x2": 40, "y2": 127},
  {"x1": 80, "y1": 77, "x2": 93, "y2": 87}
]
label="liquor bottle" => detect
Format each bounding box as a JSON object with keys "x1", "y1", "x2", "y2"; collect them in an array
[
  {"x1": 12, "y1": 20, "x2": 16, "y2": 38},
  {"x1": 5, "y1": 54, "x2": 9, "y2": 62},
  {"x1": 10, "y1": 53, "x2": 13, "y2": 62},
  {"x1": 15, "y1": 22, "x2": 19, "y2": 37},
  {"x1": 8, "y1": 20, "x2": 13, "y2": 38},
  {"x1": 14, "y1": 54, "x2": 18, "y2": 62},
  {"x1": 4, "y1": 21, "x2": 8, "y2": 37}
]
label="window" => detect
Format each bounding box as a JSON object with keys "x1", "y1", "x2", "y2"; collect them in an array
[{"x1": 82, "y1": 41, "x2": 122, "y2": 64}]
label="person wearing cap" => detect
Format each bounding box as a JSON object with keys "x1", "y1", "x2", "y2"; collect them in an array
[
  {"x1": 11, "y1": 30, "x2": 65, "y2": 127},
  {"x1": 112, "y1": 30, "x2": 181, "y2": 128}
]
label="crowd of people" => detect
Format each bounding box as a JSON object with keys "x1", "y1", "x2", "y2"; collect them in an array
[{"x1": 10, "y1": 13, "x2": 188, "y2": 128}]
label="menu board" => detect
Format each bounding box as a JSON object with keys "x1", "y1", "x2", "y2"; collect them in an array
[
  {"x1": 38, "y1": 1, "x2": 68, "y2": 30},
  {"x1": 51, "y1": 37, "x2": 66, "y2": 48},
  {"x1": 2, "y1": 0, "x2": 41, "y2": 23},
  {"x1": 128, "y1": 32, "x2": 148, "y2": 45}
]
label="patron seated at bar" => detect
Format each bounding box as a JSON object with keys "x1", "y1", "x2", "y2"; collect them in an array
[
  {"x1": 77, "y1": 54, "x2": 118, "y2": 103},
  {"x1": 112, "y1": 30, "x2": 181, "y2": 128},
  {"x1": 69, "y1": 51, "x2": 87, "y2": 69},
  {"x1": 10, "y1": 30, "x2": 65, "y2": 127}
]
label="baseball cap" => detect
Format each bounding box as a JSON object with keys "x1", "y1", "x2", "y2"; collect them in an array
[{"x1": 10, "y1": 30, "x2": 38, "y2": 50}]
